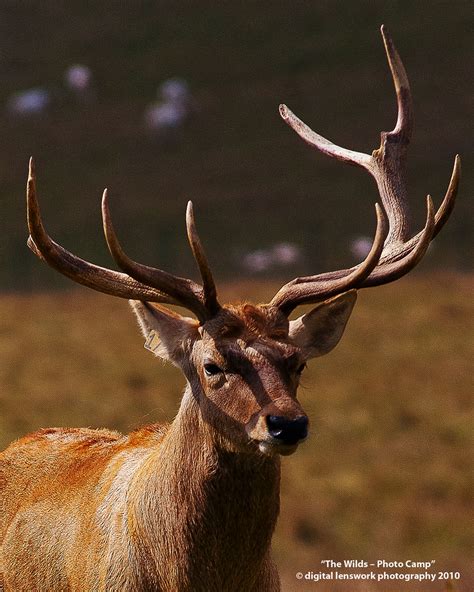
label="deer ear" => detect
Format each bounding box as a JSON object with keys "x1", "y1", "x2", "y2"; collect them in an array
[
  {"x1": 129, "y1": 301, "x2": 199, "y2": 362},
  {"x1": 288, "y1": 291, "x2": 357, "y2": 360}
]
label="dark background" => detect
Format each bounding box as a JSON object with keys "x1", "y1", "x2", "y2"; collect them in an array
[{"x1": 1, "y1": 1, "x2": 471, "y2": 291}]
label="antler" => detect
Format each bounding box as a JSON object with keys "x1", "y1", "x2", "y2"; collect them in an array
[
  {"x1": 270, "y1": 25, "x2": 461, "y2": 315},
  {"x1": 26, "y1": 158, "x2": 220, "y2": 323},
  {"x1": 26, "y1": 27, "x2": 459, "y2": 322}
]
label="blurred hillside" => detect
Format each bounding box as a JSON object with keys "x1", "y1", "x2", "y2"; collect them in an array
[{"x1": 1, "y1": 1, "x2": 472, "y2": 291}]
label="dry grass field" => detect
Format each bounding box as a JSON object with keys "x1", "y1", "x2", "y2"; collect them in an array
[{"x1": 1, "y1": 274, "x2": 472, "y2": 591}]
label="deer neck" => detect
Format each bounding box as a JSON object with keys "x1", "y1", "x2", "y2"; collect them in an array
[{"x1": 129, "y1": 383, "x2": 281, "y2": 589}]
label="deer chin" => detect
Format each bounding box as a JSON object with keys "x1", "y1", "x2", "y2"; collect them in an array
[{"x1": 257, "y1": 439, "x2": 300, "y2": 457}]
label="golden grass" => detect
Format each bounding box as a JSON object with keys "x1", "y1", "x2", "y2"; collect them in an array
[{"x1": 1, "y1": 273, "x2": 472, "y2": 591}]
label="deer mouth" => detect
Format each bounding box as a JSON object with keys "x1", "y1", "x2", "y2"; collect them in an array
[{"x1": 256, "y1": 438, "x2": 302, "y2": 456}]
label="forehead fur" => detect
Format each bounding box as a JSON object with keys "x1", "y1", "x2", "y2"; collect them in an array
[{"x1": 202, "y1": 303, "x2": 289, "y2": 342}]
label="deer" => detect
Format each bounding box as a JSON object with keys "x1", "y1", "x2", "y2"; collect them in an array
[{"x1": 0, "y1": 26, "x2": 460, "y2": 592}]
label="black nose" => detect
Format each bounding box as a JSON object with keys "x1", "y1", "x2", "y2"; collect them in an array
[{"x1": 266, "y1": 415, "x2": 308, "y2": 445}]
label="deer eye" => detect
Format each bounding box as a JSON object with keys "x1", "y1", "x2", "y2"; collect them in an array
[
  {"x1": 204, "y1": 363, "x2": 223, "y2": 377},
  {"x1": 296, "y1": 363, "x2": 307, "y2": 375}
]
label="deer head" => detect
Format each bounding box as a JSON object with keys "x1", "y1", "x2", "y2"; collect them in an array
[{"x1": 26, "y1": 26, "x2": 460, "y2": 457}]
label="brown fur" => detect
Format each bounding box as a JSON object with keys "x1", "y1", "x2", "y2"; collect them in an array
[{"x1": 0, "y1": 297, "x2": 356, "y2": 591}]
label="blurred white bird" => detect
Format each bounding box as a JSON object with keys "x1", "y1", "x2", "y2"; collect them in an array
[
  {"x1": 7, "y1": 64, "x2": 95, "y2": 118},
  {"x1": 144, "y1": 77, "x2": 194, "y2": 139},
  {"x1": 241, "y1": 242, "x2": 302, "y2": 274},
  {"x1": 7, "y1": 88, "x2": 51, "y2": 116},
  {"x1": 64, "y1": 64, "x2": 93, "y2": 93},
  {"x1": 350, "y1": 236, "x2": 372, "y2": 260},
  {"x1": 272, "y1": 242, "x2": 301, "y2": 266},
  {"x1": 159, "y1": 78, "x2": 190, "y2": 102},
  {"x1": 64, "y1": 64, "x2": 96, "y2": 105}
]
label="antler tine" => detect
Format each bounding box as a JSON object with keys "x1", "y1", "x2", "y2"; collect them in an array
[
  {"x1": 26, "y1": 159, "x2": 201, "y2": 312},
  {"x1": 271, "y1": 203, "x2": 388, "y2": 314},
  {"x1": 279, "y1": 104, "x2": 372, "y2": 170},
  {"x1": 380, "y1": 24, "x2": 413, "y2": 141},
  {"x1": 270, "y1": 27, "x2": 460, "y2": 315},
  {"x1": 101, "y1": 191, "x2": 210, "y2": 322},
  {"x1": 186, "y1": 201, "x2": 221, "y2": 316},
  {"x1": 368, "y1": 24, "x2": 413, "y2": 243},
  {"x1": 433, "y1": 154, "x2": 461, "y2": 238}
]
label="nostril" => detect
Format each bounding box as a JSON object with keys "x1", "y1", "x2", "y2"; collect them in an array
[
  {"x1": 266, "y1": 415, "x2": 285, "y2": 438},
  {"x1": 266, "y1": 415, "x2": 308, "y2": 445}
]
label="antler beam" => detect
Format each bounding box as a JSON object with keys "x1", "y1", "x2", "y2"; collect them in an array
[{"x1": 270, "y1": 25, "x2": 460, "y2": 314}]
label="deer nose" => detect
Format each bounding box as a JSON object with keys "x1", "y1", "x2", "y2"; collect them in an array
[{"x1": 266, "y1": 415, "x2": 308, "y2": 445}]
